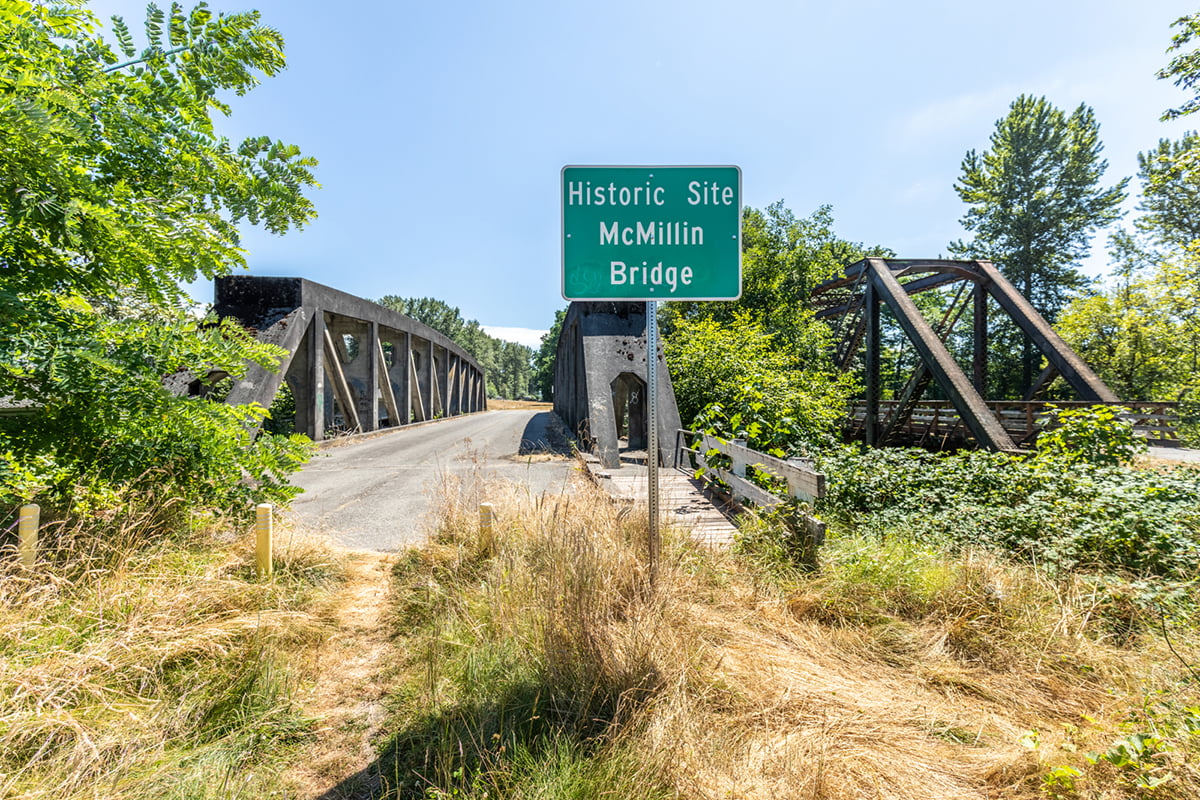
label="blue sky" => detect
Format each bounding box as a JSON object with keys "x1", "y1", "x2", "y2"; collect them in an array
[{"x1": 90, "y1": 0, "x2": 1198, "y2": 346}]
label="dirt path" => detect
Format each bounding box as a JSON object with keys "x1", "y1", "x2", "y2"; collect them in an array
[{"x1": 286, "y1": 549, "x2": 397, "y2": 799}]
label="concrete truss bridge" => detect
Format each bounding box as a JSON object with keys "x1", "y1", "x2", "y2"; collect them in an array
[{"x1": 211, "y1": 276, "x2": 486, "y2": 441}]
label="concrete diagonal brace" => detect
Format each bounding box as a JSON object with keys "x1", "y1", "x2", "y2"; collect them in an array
[
  {"x1": 375, "y1": 339, "x2": 402, "y2": 425},
  {"x1": 323, "y1": 327, "x2": 362, "y2": 431},
  {"x1": 408, "y1": 351, "x2": 427, "y2": 422},
  {"x1": 223, "y1": 308, "x2": 308, "y2": 411},
  {"x1": 865, "y1": 258, "x2": 1018, "y2": 452}
]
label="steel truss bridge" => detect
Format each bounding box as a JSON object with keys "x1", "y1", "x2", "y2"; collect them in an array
[{"x1": 811, "y1": 258, "x2": 1180, "y2": 451}]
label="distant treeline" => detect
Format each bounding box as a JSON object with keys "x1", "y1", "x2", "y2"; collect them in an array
[{"x1": 377, "y1": 296, "x2": 534, "y2": 400}]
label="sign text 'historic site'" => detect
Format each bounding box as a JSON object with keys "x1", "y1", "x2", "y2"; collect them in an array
[{"x1": 561, "y1": 166, "x2": 742, "y2": 301}]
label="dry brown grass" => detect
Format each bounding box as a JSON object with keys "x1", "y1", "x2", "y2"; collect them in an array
[
  {"x1": 284, "y1": 548, "x2": 397, "y2": 799},
  {"x1": 485, "y1": 399, "x2": 552, "y2": 411},
  {"x1": 0, "y1": 514, "x2": 346, "y2": 799},
  {"x1": 384, "y1": 470, "x2": 1200, "y2": 800}
]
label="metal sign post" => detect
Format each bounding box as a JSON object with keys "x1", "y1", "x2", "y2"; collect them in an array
[
  {"x1": 646, "y1": 299, "x2": 660, "y2": 584},
  {"x1": 560, "y1": 164, "x2": 741, "y2": 588}
]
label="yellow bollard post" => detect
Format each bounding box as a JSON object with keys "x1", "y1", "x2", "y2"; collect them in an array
[
  {"x1": 256, "y1": 503, "x2": 273, "y2": 578},
  {"x1": 18, "y1": 504, "x2": 39, "y2": 567},
  {"x1": 479, "y1": 502, "x2": 495, "y2": 554}
]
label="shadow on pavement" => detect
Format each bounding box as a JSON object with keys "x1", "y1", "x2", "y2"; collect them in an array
[{"x1": 517, "y1": 410, "x2": 574, "y2": 457}]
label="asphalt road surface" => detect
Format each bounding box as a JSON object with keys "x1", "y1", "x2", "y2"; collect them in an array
[{"x1": 286, "y1": 410, "x2": 575, "y2": 551}]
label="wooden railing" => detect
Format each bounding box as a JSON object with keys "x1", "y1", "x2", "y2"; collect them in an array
[
  {"x1": 847, "y1": 400, "x2": 1181, "y2": 448},
  {"x1": 675, "y1": 430, "x2": 827, "y2": 545}
]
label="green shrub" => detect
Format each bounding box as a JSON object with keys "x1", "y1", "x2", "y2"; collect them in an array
[
  {"x1": 1035, "y1": 404, "x2": 1146, "y2": 466},
  {"x1": 665, "y1": 314, "x2": 856, "y2": 450},
  {"x1": 815, "y1": 446, "x2": 1200, "y2": 580},
  {"x1": 1, "y1": 297, "x2": 312, "y2": 525}
]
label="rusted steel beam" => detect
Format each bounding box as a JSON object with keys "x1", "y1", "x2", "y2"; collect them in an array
[
  {"x1": 816, "y1": 271, "x2": 966, "y2": 319},
  {"x1": 864, "y1": 280, "x2": 881, "y2": 446},
  {"x1": 812, "y1": 259, "x2": 984, "y2": 298},
  {"x1": 811, "y1": 260, "x2": 870, "y2": 295},
  {"x1": 976, "y1": 260, "x2": 1118, "y2": 403},
  {"x1": 866, "y1": 259, "x2": 1018, "y2": 452},
  {"x1": 879, "y1": 364, "x2": 931, "y2": 445},
  {"x1": 973, "y1": 282, "x2": 988, "y2": 393},
  {"x1": 1022, "y1": 364, "x2": 1059, "y2": 401}
]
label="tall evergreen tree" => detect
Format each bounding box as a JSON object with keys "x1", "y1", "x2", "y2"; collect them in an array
[
  {"x1": 375, "y1": 295, "x2": 533, "y2": 399},
  {"x1": 951, "y1": 94, "x2": 1128, "y2": 393}
]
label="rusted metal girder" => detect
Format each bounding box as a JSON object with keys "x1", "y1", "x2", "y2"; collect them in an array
[
  {"x1": 864, "y1": 259, "x2": 1017, "y2": 452},
  {"x1": 811, "y1": 257, "x2": 1119, "y2": 452},
  {"x1": 975, "y1": 261, "x2": 1118, "y2": 403}
]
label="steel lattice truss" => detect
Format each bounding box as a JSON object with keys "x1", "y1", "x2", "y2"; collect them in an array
[{"x1": 811, "y1": 258, "x2": 1118, "y2": 452}]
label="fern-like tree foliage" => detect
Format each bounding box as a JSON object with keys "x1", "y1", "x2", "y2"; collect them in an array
[
  {"x1": 1, "y1": 0, "x2": 316, "y2": 300},
  {"x1": 1, "y1": 1, "x2": 318, "y2": 521}
]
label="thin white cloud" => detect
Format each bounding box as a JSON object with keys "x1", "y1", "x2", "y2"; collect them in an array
[
  {"x1": 483, "y1": 326, "x2": 550, "y2": 348},
  {"x1": 895, "y1": 84, "x2": 1023, "y2": 149}
]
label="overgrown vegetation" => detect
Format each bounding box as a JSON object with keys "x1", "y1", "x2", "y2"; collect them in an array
[
  {"x1": 0, "y1": 513, "x2": 345, "y2": 797},
  {"x1": 378, "y1": 473, "x2": 676, "y2": 799},
  {"x1": 1, "y1": 3, "x2": 328, "y2": 796},
  {"x1": 380, "y1": 472, "x2": 1200, "y2": 799},
  {"x1": 667, "y1": 313, "x2": 856, "y2": 454},
  {"x1": 1, "y1": 301, "x2": 311, "y2": 523},
  {"x1": 1, "y1": 0, "x2": 318, "y2": 524}
]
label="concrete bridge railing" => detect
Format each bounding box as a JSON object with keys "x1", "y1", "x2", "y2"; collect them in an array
[{"x1": 213, "y1": 276, "x2": 485, "y2": 441}]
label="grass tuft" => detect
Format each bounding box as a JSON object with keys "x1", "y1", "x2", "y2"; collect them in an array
[
  {"x1": 381, "y1": 470, "x2": 1200, "y2": 799},
  {"x1": 0, "y1": 504, "x2": 344, "y2": 798}
]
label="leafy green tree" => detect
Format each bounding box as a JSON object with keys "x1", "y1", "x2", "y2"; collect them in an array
[
  {"x1": 1158, "y1": 11, "x2": 1200, "y2": 121},
  {"x1": 1055, "y1": 278, "x2": 1178, "y2": 402},
  {"x1": 532, "y1": 307, "x2": 566, "y2": 401},
  {"x1": 1, "y1": 1, "x2": 317, "y2": 520},
  {"x1": 1136, "y1": 134, "x2": 1200, "y2": 248},
  {"x1": 951, "y1": 94, "x2": 1128, "y2": 392},
  {"x1": 666, "y1": 203, "x2": 889, "y2": 349},
  {"x1": 2, "y1": 301, "x2": 310, "y2": 516},
  {"x1": 665, "y1": 314, "x2": 856, "y2": 454},
  {"x1": 1, "y1": 0, "x2": 315, "y2": 306},
  {"x1": 1058, "y1": 239, "x2": 1200, "y2": 448},
  {"x1": 662, "y1": 202, "x2": 876, "y2": 453},
  {"x1": 1034, "y1": 404, "x2": 1145, "y2": 467},
  {"x1": 378, "y1": 296, "x2": 468, "y2": 342},
  {"x1": 498, "y1": 339, "x2": 533, "y2": 399}
]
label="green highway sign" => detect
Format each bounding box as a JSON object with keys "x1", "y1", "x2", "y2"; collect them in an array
[{"x1": 561, "y1": 165, "x2": 742, "y2": 301}]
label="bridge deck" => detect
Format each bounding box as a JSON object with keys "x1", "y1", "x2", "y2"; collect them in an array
[
  {"x1": 586, "y1": 459, "x2": 739, "y2": 548},
  {"x1": 846, "y1": 399, "x2": 1180, "y2": 449}
]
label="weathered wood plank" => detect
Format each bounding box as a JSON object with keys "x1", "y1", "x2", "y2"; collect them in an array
[{"x1": 697, "y1": 434, "x2": 825, "y2": 502}]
